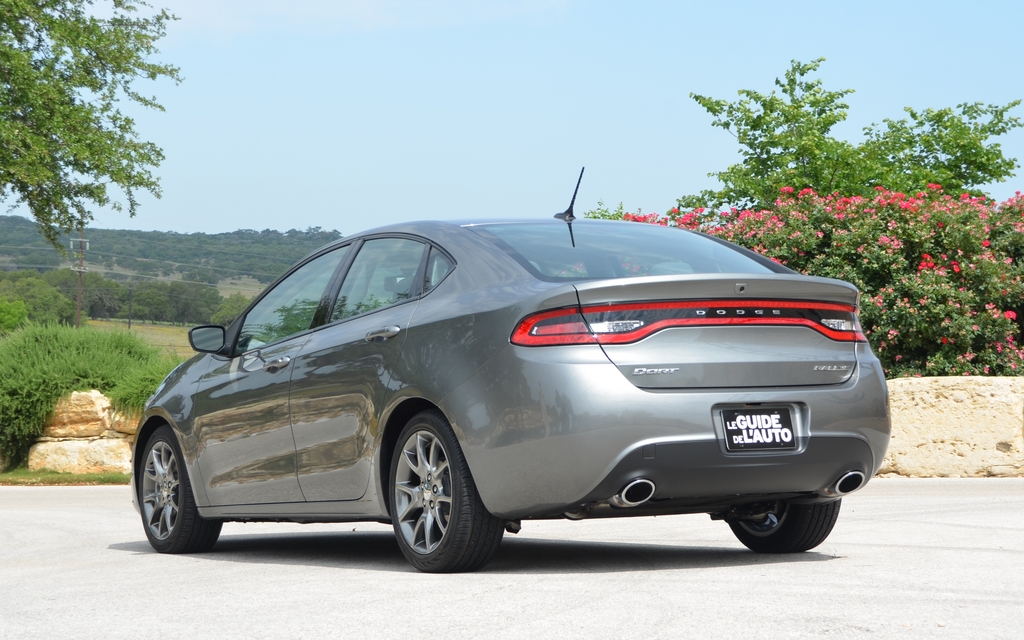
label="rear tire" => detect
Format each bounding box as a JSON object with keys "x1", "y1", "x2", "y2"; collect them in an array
[
  {"x1": 390, "y1": 410, "x2": 504, "y2": 572},
  {"x1": 139, "y1": 425, "x2": 222, "y2": 554},
  {"x1": 729, "y1": 499, "x2": 841, "y2": 553}
]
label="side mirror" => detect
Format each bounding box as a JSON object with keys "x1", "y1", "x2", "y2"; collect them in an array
[{"x1": 189, "y1": 325, "x2": 226, "y2": 353}]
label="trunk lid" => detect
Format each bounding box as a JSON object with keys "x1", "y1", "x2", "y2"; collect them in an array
[{"x1": 573, "y1": 274, "x2": 862, "y2": 389}]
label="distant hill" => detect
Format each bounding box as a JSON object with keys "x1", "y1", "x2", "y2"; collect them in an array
[{"x1": 0, "y1": 215, "x2": 343, "y2": 287}]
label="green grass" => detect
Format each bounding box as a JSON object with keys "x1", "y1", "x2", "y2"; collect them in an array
[
  {"x1": 0, "y1": 466, "x2": 130, "y2": 485},
  {"x1": 88, "y1": 319, "x2": 194, "y2": 359}
]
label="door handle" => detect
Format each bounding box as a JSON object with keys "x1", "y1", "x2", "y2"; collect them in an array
[
  {"x1": 365, "y1": 325, "x2": 401, "y2": 342},
  {"x1": 262, "y1": 356, "x2": 291, "y2": 373}
]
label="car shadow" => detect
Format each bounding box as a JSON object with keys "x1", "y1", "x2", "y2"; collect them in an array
[{"x1": 109, "y1": 531, "x2": 836, "y2": 574}]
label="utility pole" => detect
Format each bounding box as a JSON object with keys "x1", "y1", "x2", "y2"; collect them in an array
[
  {"x1": 127, "y1": 284, "x2": 134, "y2": 330},
  {"x1": 70, "y1": 227, "x2": 89, "y2": 328}
]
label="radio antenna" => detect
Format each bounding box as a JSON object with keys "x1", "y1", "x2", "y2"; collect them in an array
[{"x1": 554, "y1": 167, "x2": 584, "y2": 247}]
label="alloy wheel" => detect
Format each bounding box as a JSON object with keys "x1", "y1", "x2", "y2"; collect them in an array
[
  {"x1": 393, "y1": 430, "x2": 452, "y2": 554},
  {"x1": 142, "y1": 441, "x2": 180, "y2": 541}
]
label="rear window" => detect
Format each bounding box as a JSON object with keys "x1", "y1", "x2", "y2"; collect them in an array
[{"x1": 468, "y1": 221, "x2": 779, "y2": 281}]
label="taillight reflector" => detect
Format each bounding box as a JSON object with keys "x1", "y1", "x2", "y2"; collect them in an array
[{"x1": 510, "y1": 308, "x2": 596, "y2": 346}]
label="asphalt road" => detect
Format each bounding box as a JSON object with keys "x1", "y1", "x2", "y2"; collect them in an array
[{"x1": 1, "y1": 478, "x2": 1021, "y2": 639}]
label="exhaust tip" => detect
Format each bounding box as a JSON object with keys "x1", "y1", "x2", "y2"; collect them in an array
[
  {"x1": 610, "y1": 478, "x2": 656, "y2": 508},
  {"x1": 830, "y1": 470, "x2": 866, "y2": 496}
]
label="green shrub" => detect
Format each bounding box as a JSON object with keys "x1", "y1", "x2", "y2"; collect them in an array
[
  {"x1": 106, "y1": 353, "x2": 183, "y2": 415},
  {"x1": 599, "y1": 187, "x2": 1024, "y2": 377},
  {"x1": 0, "y1": 324, "x2": 182, "y2": 465}
]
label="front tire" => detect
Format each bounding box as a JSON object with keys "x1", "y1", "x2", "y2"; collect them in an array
[
  {"x1": 390, "y1": 410, "x2": 504, "y2": 572},
  {"x1": 729, "y1": 499, "x2": 841, "y2": 553},
  {"x1": 139, "y1": 426, "x2": 222, "y2": 554}
]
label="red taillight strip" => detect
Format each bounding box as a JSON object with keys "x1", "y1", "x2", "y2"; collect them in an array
[
  {"x1": 583, "y1": 299, "x2": 864, "y2": 344},
  {"x1": 591, "y1": 316, "x2": 866, "y2": 344},
  {"x1": 512, "y1": 300, "x2": 866, "y2": 347}
]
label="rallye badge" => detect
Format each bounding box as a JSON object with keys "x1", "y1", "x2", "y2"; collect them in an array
[{"x1": 813, "y1": 365, "x2": 851, "y2": 371}]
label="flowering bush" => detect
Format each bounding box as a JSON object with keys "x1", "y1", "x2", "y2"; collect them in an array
[{"x1": 618, "y1": 186, "x2": 1024, "y2": 377}]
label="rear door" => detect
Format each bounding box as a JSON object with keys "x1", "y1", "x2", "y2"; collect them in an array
[{"x1": 289, "y1": 237, "x2": 441, "y2": 501}]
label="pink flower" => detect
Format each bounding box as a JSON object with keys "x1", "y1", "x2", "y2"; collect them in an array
[
  {"x1": 982, "y1": 240, "x2": 991, "y2": 247},
  {"x1": 779, "y1": 186, "x2": 794, "y2": 194},
  {"x1": 1006, "y1": 310, "x2": 1018, "y2": 321}
]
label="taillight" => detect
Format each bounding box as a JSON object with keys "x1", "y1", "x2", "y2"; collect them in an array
[
  {"x1": 511, "y1": 300, "x2": 867, "y2": 346},
  {"x1": 510, "y1": 308, "x2": 596, "y2": 346}
]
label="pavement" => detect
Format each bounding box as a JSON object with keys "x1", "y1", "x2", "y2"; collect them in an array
[{"x1": 1, "y1": 478, "x2": 1021, "y2": 639}]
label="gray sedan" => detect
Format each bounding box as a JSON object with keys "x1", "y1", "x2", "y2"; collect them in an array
[{"x1": 132, "y1": 219, "x2": 890, "y2": 572}]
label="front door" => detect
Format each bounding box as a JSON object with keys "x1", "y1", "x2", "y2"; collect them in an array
[{"x1": 194, "y1": 246, "x2": 349, "y2": 505}]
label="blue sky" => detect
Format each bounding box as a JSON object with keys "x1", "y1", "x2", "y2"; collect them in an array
[{"x1": 57, "y1": 0, "x2": 1024, "y2": 235}]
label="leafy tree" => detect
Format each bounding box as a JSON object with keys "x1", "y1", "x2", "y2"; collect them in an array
[
  {"x1": 42, "y1": 269, "x2": 126, "y2": 318},
  {"x1": 0, "y1": 271, "x2": 73, "y2": 323},
  {"x1": 678, "y1": 58, "x2": 1022, "y2": 211},
  {"x1": 0, "y1": 0, "x2": 179, "y2": 248},
  {"x1": 123, "y1": 280, "x2": 169, "y2": 323},
  {"x1": 0, "y1": 297, "x2": 28, "y2": 332},
  {"x1": 211, "y1": 293, "x2": 251, "y2": 327},
  {"x1": 167, "y1": 280, "x2": 221, "y2": 325}
]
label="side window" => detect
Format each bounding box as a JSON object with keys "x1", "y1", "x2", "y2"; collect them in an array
[
  {"x1": 331, "y1": 238, "x2": 427, "y2": 323},
  {"x1": 423, "y1": 248, "x2": 454, "y2": 292},
  {"x1": 237, "y1": 246, "x2": 349, "y2": 353}
]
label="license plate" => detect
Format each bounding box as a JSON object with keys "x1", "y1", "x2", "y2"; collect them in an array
[{"x1": 722, "y1": 408, "x2": 796, "y2": 451}]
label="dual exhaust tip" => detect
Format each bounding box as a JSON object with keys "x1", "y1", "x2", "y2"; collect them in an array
[
  {"x1": 610, "y1": 470, "x2": 864, "y2": 508},
  {"x1": 610, "y1": 478, "x2": 656, "y2": 508},
  {"x1": 829, "y1": 470, "x2": 866, "y2": 496}
]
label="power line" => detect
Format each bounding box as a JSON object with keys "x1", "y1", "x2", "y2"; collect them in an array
[
  {"x1": 0, "y1": 263, "x2": 234, "y2": 289},
  {"x1": 0, "y1": 244, "x2": 289, "y2": 277},
  {"x1": 0, "y1": 230, "x2": 334, "y2": 262}
]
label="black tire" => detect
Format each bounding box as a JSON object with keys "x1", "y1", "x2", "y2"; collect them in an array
[
  {"x1": 389, "y1": 410, "x2": 504, "y2": 572},
  {"x1": 138, "y1": 425, "x2": 222, "y2": 554},
  {"x1": 728, "y1": 499, "x2": 841, "y2": 553}
]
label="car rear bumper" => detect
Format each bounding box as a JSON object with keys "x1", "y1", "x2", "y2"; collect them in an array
[{"x1": 442, "y1": 342, "x2": 890, "y2": 520}]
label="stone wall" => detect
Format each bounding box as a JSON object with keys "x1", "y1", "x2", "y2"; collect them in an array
[
  {"x1": 878, "y1": 376, "x2": 1024, "y2": 477},
  {"x1": 27, "y1": 390, "x2": 138, "y2": 475}
]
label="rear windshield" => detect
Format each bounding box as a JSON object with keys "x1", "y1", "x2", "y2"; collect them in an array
[{"x1": 468, "y1": 221, "x2": 779, "y2": 281}]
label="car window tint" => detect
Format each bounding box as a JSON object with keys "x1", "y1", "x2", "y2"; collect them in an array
[
  {"x1": 237, "y1": 247, "x2": 348, "y2": 352},
  {"x1": 423, "y1": 248, "x2": 454, "y2": 292},
  {"x1": 331, "y1": 238, "x2": 427, "y2": 322},
  {"x1": 470, "y1": 221, "x2": 775, "y2": 280}
]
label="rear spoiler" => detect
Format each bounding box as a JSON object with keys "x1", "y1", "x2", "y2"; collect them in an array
[{"x1": 572, "y1": 274, "x2": 861, "y2": 308}]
